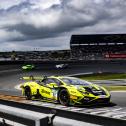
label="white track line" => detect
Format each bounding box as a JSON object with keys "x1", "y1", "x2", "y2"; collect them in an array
[
  {"x1": 0, "y1": 69, "x2": 20, "y2": 73},
  {"x1": 110, "y1": 91, "x2": 126, "y2": 92},
  {"x1": 66, "y1": 72, "x2": 93, "y2": 77}
]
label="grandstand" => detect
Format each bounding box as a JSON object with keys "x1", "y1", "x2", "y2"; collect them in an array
[{"x1": 70, "y1": 34, "x2": 126, "y2": 60}]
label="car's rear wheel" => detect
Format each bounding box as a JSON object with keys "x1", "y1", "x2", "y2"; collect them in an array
[
  {"x1": 25, "y1": 87, "x2": 32, "y2": 100},
  {"x1": 58, "y1": 89, "x2": 70, "y2": 106}
]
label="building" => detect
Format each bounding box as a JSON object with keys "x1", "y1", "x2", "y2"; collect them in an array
[{"x1": 70, "y1": 34, "x2": 126, "y2": 60}]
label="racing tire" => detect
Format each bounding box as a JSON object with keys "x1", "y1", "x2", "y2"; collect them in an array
[
  {"x1": 25, "y1": 87, "x2": 32, "y2": 100},
  {"x1": 58, "y1": 89, "x2": 70, "y2": 106}
]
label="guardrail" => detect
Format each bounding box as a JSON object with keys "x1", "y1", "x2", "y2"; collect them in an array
[
  {"x1": 0, "y1": 97, "x2": 126, "y2": 126},
  {"x1": 0, "y1": 104, "x2": 50, "y2": 126},
  {"x1": 0, "y1": 59, "x2": 126, "y2": 65}
]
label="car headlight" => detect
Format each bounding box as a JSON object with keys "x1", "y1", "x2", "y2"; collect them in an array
[{"x1": 83, "y1": 96, "x2": 94, "y2": 101}]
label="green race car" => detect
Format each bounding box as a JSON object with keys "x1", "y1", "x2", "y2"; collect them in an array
[
  {"x1": 22, "y1": 64, "x2": 35, "y2": 70},
  {"x1": 20, "y1": 76, "x2": 111, "y2": 106}
]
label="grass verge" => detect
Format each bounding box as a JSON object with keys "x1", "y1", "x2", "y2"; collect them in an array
[
  {"x1": 103, "y1": 86, "x2": 126, "y2": 91},
  {"x1": 78, "y1": 73, "x2": 126, "y2": 91},
  {"x1": 79, "y1": 73, "x2": 126, "y2": 80}
]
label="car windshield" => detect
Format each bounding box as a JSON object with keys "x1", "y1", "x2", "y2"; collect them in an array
[{"x1": 61, "y1": 77, "x2": 92, "y2": 86}]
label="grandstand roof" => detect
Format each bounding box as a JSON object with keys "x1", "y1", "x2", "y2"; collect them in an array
[{"x1": 70, "y1": 34, "x2": 126, "y2": 45}]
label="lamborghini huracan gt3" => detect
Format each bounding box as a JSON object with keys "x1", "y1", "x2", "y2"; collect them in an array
[{"x1": 20, "y1": 76, "x2": 111, "y2": 106}]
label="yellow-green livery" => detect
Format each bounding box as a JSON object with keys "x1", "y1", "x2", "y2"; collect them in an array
[
  {"x1": 22, "y1": 64, "x2": 35, "y2": 70},
  {"x1": 20, "y1": 75, "x2": 111, "y2": 106}
]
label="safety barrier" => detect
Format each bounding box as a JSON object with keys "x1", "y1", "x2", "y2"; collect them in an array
[
  {"x1": 0, "y1": 104, "x2": 50, "y2": 126},
  {"x1": 0, "y1": 97, "x2": 126, "y2": 126}
]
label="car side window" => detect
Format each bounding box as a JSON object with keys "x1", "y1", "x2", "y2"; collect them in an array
[
  {"x1": 53, "y1": 78, "x2": 62, "y2": 86},
  {"x1": 62, "y1": 78, "x2": 70, "y2": 84},
  {"x1": 43, "y1": 78, "x2": 55, "y2": 85},
  {"x1": 42, "y1": 78, "x2": 62, "y2": 86}
]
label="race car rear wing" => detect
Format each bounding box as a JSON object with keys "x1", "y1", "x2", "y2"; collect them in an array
[{"x1": 20, "y1": 75, "x2": 47, "y2": 81}]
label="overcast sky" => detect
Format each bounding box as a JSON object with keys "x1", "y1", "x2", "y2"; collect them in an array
[{"x1": 0, "y1": 0, "x2": 126, "y2": 51}]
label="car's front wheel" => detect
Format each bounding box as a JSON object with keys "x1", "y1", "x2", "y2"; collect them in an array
[
  {"x1": 58, "y1": 89, "x2": 70, "y2": 106},
  {"x1": 25, "y1": 86, "x2": 32, "y2": 100}
]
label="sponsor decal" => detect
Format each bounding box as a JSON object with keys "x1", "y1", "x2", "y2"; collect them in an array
[
  {"x1": 70, "y1": 91, "x2": 76, "y2": 94},
  {"x1": 70, "y1": 95, "x2": 77, "y2": 99},
  {"x1": 105, "y1": 54, "x2": 126, "y2": 59},
  {"x1": 41, "y1": 89, "x2": 50, "y2": 95}
]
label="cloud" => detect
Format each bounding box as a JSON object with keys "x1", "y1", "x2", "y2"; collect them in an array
[
  {"x1": 0, "y1": 0, "x2": 26, "y2": 10},
  {"x1": 0, "y1": 0, "x2": 126, "y2": 51}
]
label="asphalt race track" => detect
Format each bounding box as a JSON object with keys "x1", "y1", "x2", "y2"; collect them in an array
[{"x1": 0, "y1": 61, "x2": 126, "y2": 107}]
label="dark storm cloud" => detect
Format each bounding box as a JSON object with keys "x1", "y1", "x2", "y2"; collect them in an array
[{"x1": 1, "y1": 0, "x2": 103, "y2": 41}]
